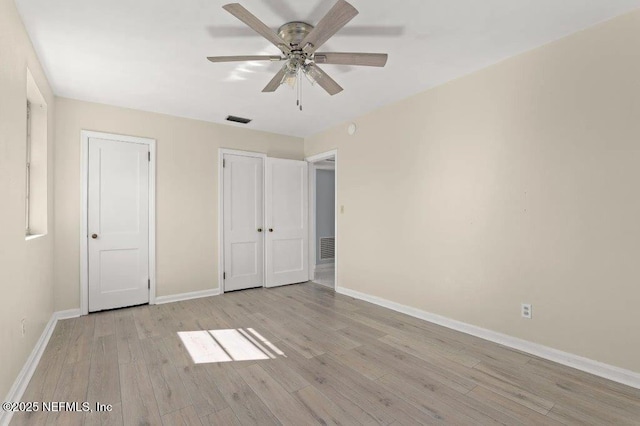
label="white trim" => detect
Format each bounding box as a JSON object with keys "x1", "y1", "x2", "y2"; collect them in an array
[
  {"x1": 308, "y1": 166, "x2": 315, "y2": 281},
  {"x1": 313, "y1": 280, "x2": 335, "y2": 289},
  {"x1": 217, "y1": 149, "x2": 267, "y2": 294},
  {"x1": 335, "y1": 286, "x2": 640, "y2": 389},
  {"x1": 80, "y1": 130, "x2": 157, "y2": 315},
  {"x1": 1, "y1": 317, "x2": 55, "y2": 426},
  {"x1": 24, "y1": 234, "x2": 45, "y2": 241},
  {"x1": 1, "y1": 308, "x2": 80, "y2": 426},
  {"x1": 306, "y1": 150, "x2": 338, "y2": 288},
  {"x1": 54, "y1": 309, "x2": 82, "y2": 320},
  {"x1": 155, "y1": 288, "x2": 221, "y2": 305}
]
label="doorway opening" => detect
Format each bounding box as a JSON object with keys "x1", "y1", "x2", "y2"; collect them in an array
[{"x1": 307, "y1": 150, "x2": 337, "y2": 289}]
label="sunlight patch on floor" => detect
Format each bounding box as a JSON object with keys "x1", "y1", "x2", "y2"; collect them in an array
[{"x1": 178, "y1": 328, "x2": 285, "y2": 364}]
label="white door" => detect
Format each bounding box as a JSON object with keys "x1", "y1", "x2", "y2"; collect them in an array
[
  {"x1": 266, "y1": 158, "x2": 309, "y2": 287},
  {"x1": 88, "y1": 138, "x2": 150, "y2": 312},
  {"x1": 223, "y1": 154, "x2": 264, "y2": 292}
]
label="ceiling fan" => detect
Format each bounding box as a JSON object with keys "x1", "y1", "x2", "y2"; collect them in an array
[{"x1": 207, "y1": 0, "x2": 388, "y2": 109}]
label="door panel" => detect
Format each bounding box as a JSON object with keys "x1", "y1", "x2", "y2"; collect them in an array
[
  {"x1": 266, "y1": 158, "x2": 309, "y2": 287},
  {"x1": 88, "y1": 138, "x2": 149, "y2": 312},
  {"x1": 223, "y1": 154, "x2": 264, "y2": 291}
]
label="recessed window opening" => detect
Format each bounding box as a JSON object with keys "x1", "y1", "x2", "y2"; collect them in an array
[
  {"x1": 25, "y1": 69, "x2": 48, "y2": 238},
  {"x1": 25, "y1": 100, "x2": 32, "y2": 234}
]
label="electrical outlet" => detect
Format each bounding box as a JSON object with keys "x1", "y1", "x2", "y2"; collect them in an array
[
  {"x1": 521, "y1": 303, "x2": 532, "y2": 319},
  {"x1": 21, "y1": 318, "x2": 26, "y2": 336}
]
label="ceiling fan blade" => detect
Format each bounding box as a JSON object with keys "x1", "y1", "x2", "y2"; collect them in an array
[
  {"x1": 305, "y1": 64, "x2": 343, "y2": 96},
  {"x1": 262, "y1": 65, "x2": 288, "y2": 92},
  {"x1": 314, "y1": 52, "x2": 388, "y2": 67},
  {"x1": 301, "y1": 0, "x2": 358, "y2": 54},
  {"x1": 222, "y1": 3, "x2": 291, "y2": 53},
  {"x1": 207, "y1": 55, "x2": 283, "y2": 63}
]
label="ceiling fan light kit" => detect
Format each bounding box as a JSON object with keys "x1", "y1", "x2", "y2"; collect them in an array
[{"x1": 207, "y1": 0, "x2": 388, "y2": 111}]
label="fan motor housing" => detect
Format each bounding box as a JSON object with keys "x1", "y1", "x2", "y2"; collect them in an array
[{"x1": 278, "y1": 22, "x2": 314, "y2": 48}]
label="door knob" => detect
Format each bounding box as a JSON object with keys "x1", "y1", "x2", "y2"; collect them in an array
[
  {"x1": 91, "y1": 234, "x2": 98, "y2": 239},
  {"x1": 269, "y1": 228, "x2": 274, "y2": 232},
  {"x1": 257, "y1": 228, "x2": 263, "y2": 232}
]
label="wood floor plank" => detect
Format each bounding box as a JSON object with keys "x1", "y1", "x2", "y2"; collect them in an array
[
  {"x1": 93, "y1": 311, "x2": 116, "y2": 339},
  {"x1": 275, "y1": 342, "x2": 385, "y2": 425},
  {"x1": 202, "y1": 407, "x2": 242, "y2": 426},
  {"x1": 85, "y1": 335, "x2": 122, "y2": 425},
  {"x1": 100, "y1": 403, "x2": 124, "y2": 426},
  {"x1": 161, "y1": 405, "x2": 203, "y2": 426},
  {"x1": 526, "y1": 357, "x2": 640, "y2": 400},
  {"x1": 140, "y1": 337, "x2": 192, "y2": 416},
  {"x1": 65, "y1": 315, "x2": 96, "y2": 364},
  {"x1": 119, "y1": 361, "x2": 163, "y2": 426},
  {"x1": 114, "y1": 311, "x2": 136, "y2": 339},
  {"x1": 524, "y1": 358, "x2": 640, "y2": 413},
  {"x1": 253, "y1": 309, "x2": 360, "y2": 357},
  {"x1": 45, "y1": 360, "x2": 91, "y2": 426},
  {"x1": 238, "y1": 364, "x2": 319, "y2": 425},
  {"x1": 379, "y1": 333, "x2": 481, "y2": 368},
  {"x1": 313, "y1": 354, "x2": 438, "y2": 426},
  {"x1": 293, "y1": 385, "x2": 362, "y2": 426},
  {"x1": 473, "y1": 359, "x2": 639, "y2": 424},
  {"x1": 209, "y1": 365, "x2": 280, "y2": 426},
  {"x1": 115, "y1": 331, "x2": 144, "y2": 365},
  {"x1": 344, "y1": 340, "x2": 477, "y2": 394},
  {"x1": 177, "y1": 364, "x2": 229, "y2": 418},
  {"x1": 254, "y1": 353, "x2": 310, "y2": 393},
  {"x1": 132, "y1": 306, "x2": 162, "y2": 340},
  {"x1": 380, "y1": 372, "x2": 532, "y2": 426},
  {"x1": 466, "y1": 365, "x2": 555, "y2": 415},
  {"x1": 250, "y1": 312, "x2": 325, "y2": 358},
  {"x1": 467, "y1": 386, "x2": 562, "y2": 426},
  {"x1": 375, "y1": 374, "x2": 479, "y2": 425}
]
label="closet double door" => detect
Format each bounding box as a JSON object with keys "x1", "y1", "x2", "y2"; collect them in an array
[{"x1": 223, "y1": 154, "x2": 308, "y2": 291}]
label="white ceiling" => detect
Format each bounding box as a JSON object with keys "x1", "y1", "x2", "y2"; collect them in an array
[{"x1": 16, "y1": 0, "x2": 640, "y2": 137}]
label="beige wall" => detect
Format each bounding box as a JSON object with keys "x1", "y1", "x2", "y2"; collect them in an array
[
  {"x1": 0, "y1": 0, "x2": 56, "y2": 399},
  {"x1": 54, "y1": 98, "x2": 304, "y2": 311},
  {"x1": 306, "y1": 10, "x2": 640, "y2": 373}
]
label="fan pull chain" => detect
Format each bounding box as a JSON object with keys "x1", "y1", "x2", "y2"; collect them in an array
[{"x1": 299, "y1": 71, "x2": 303, "y2": 111}]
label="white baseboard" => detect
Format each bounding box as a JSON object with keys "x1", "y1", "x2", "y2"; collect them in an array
[
  {"x1": 336, "y1": 286, "x2": 640, "y2": 390},
  {"x1": 154, "y1": 288, "x2": 221, "y2": 305},
  {"x1": 54, "y1": 309, "x2": 81, "y2": 320},
  {"x1": 312, "y1": 280, "x2": 335, "y2": 289},
  {"x1": 1, "y1": 309, "x2": 72, "y2": 426}
]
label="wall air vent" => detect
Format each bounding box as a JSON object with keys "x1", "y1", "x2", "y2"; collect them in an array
[
  {"x1": 319, "y1": 237, "x2": 335, "y2": 260},
  {"x1": 226, "y1": 115, "x2": 252, "y2": 124}
]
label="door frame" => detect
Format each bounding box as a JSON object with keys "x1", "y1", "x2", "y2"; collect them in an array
[
  {"x1": 218, "y1": 148, "x2": 267, "y2": 293},
  {"x1": 306, "y1": 149, "x2": 338, "y2": 288},
  {"x1": 80, "y1": 130, "x2": 157, "y2": 316}
]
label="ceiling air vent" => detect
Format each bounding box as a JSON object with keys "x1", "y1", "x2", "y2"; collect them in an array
[{"x1": 226, "y1": 115, "x2": 252, "y2": 124}]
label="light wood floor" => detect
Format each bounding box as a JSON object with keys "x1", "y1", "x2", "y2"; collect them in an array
[{"x1": 12, "y1": 283, "x2": 640, "y2": 425}]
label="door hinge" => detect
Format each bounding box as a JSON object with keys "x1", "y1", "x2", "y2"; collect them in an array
[
  {"x1": 148, "y1": 278, "x2": 150, "y2": 289},
  {"x1": 148, "y1": 152, "x2": 151, "y2": 162},
  {"x1": 223, "y1": 272, "x2": 226, "y2": 280},
  {"x1": 223, "y1": 159, "x2": 226, "y2": 168}
]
